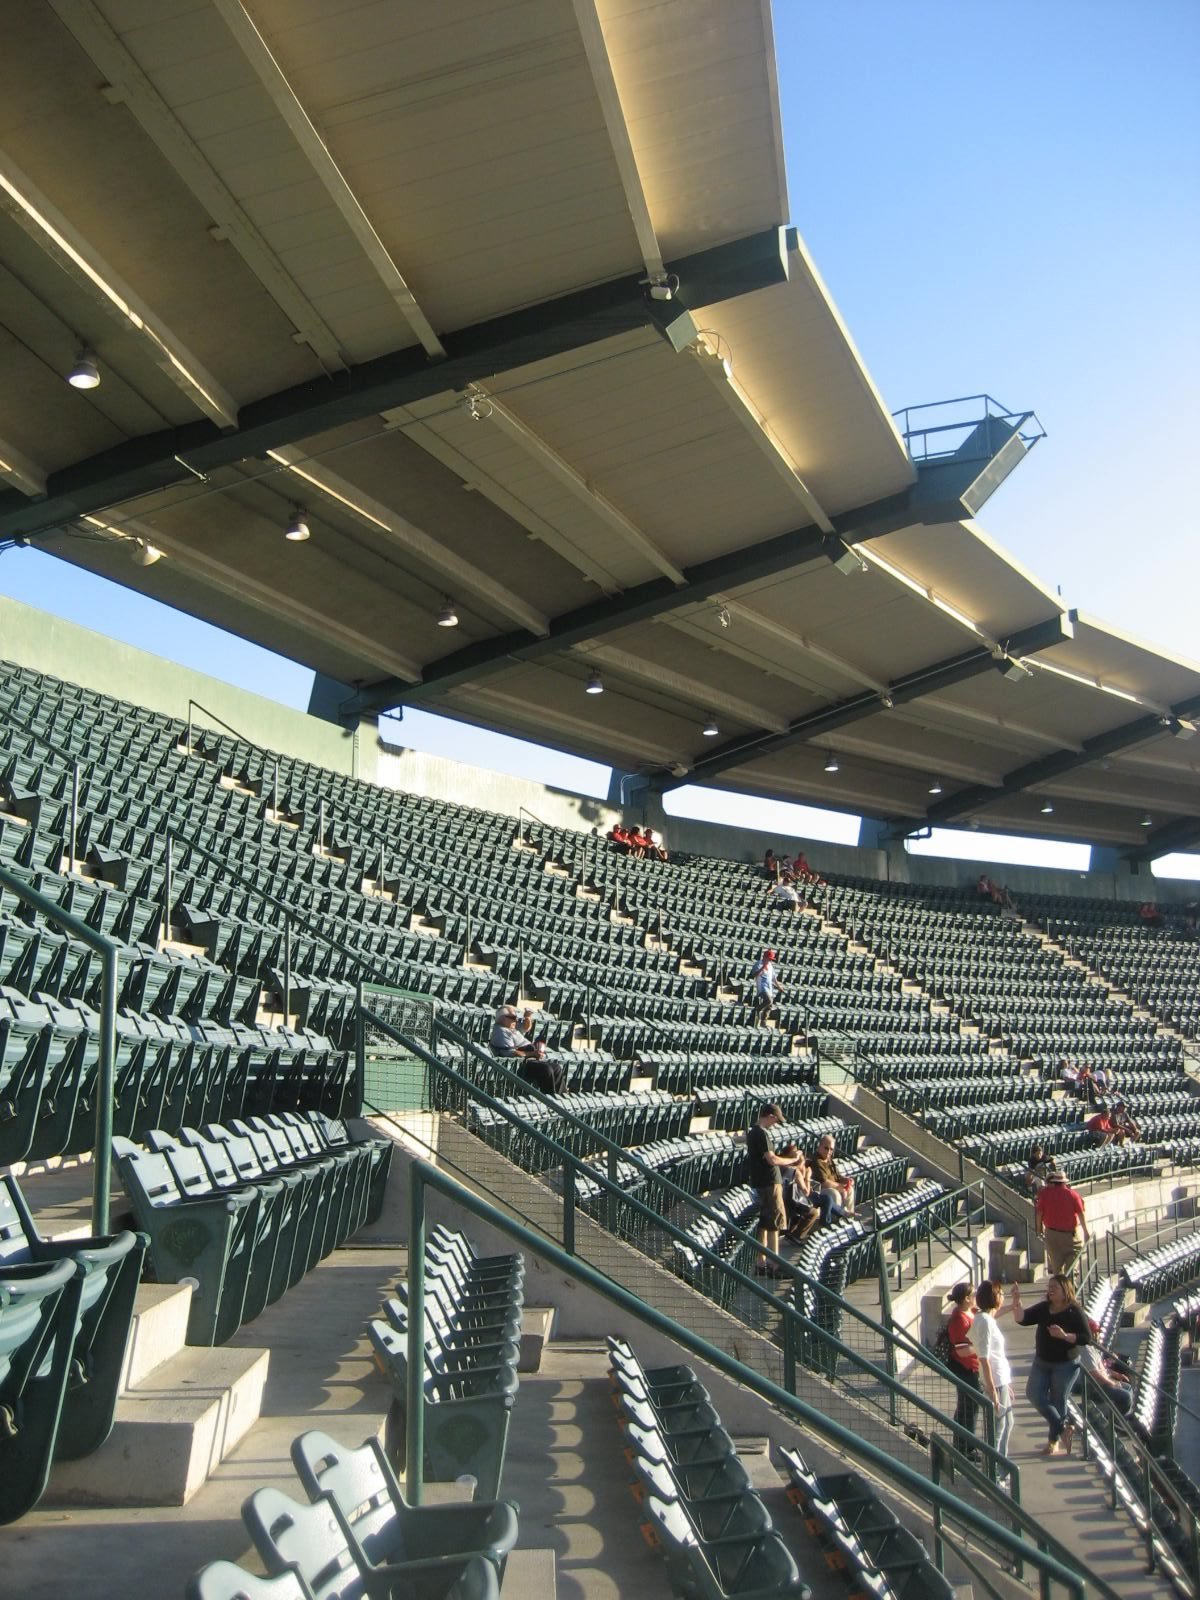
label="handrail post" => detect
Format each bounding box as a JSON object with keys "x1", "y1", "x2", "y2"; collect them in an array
[
  {"x1": 463, "y1": 895, "x2": 473, "y2": 965},
  {"x1": 162, "y1": 832, "x2": 174, "y2": 945},
  {"x1": 92, "y1": 945, "x2": 117, "y2": 1235},
  {"x1": 518, "y1": 937, "x2": 525, "y2": 1004},
  {"x1": 283, "y1": 915, "x2": 292, "y2": 1024},
  {"x1": 563, "y1": 1162, "x2": 576, "y2": 1255},
  {"x1": 318, "y1": 797, "x2": 326, "y2": 852},
  {"x1": 406, "y1": 1161, "x2": 426, "y2": 1506},
  {"x1": 355, "y1": 979, "x2": 366, "y2": 1104},
  {"x1": 782, "y1": 1312, "x2": 796, "y2": 1394},
  {"x1": 272, "y1": 761, "x2": 279, "y2": 818},
  {"x1": 187, "y1": 700, "x2": 193, "y2": 753},
  {"x1": 378, "y1": 843, "x2": 386, "y2": 893},
  {"x1": 69, "y1": 760, "x2": 79, "y2": 876}
]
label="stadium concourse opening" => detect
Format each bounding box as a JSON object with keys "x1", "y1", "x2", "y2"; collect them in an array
[{"x1": 0, "y1": 4, "x2": 1197, "y2": 1599}]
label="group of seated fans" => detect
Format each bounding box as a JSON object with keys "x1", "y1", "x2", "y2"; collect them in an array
[
  {"x1": 606, "y1": 823, "x2": 667, "y2": 860},
  {"x1": 764, "y1": 848, "x2": 824, "y2": 886}
]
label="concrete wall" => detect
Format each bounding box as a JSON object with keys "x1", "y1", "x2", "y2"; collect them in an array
[{"x1": 0, "y1": 593, "x2": 363, "y2": 778}]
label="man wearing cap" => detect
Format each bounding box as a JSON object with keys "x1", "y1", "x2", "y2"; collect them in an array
[
  {"x1": 751, "y1": 949, "x2": 781, "y2": 1024},
  {"x1": 490, "y1": 1004, "x2": 565, "y2": 1095},
  {"x1": 1035, "y1": 1166, "x2": 1089, "y2": 1278}
]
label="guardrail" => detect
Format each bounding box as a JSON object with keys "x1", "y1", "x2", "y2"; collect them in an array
[
  {"x1": 361, "y1": 1006, "x2": 1012, "y2": 1481},
  {"x1": 1075, "y1": 1370, "x2": 1200, "y2": 1597},
  {"x1": 405, "y1": 1156, "x2": 1118, "y2": 1600}
]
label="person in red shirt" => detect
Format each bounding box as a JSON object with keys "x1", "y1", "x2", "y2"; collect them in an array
[
  {"x1": 1086, "y1": 1106, "x2": 1116, "y2": 1147},
  {"x1": 1035, "y1": 1168, "x2": 1089, "y2": 1277},
  {"x1": 945, "y1": 1282, "x2": 982, "y2": 1458},
  {"x1": 641, "y1": 827, "x2": 668, "y2": 862}
]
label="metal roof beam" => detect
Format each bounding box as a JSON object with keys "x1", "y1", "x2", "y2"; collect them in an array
[
  {"x1": 0, "y1": 227, "x2": 791, "y2": 544},
  {"x1": 48, "y1": 0, "x2": 347, "y2": 373},
  {"x1": 0, "y1": 149, "x2": 238, "y2": 429},
  {"x1": 0, "y1": 438, "x2": 47, "y2": 499},
  {"x1": 661, "y1": 612, "x2": 1077, "y2": 788},
  {"x1": 211, "y1": 0, "x2": 444, "y2": 359},
  {"x1": 925, "y1": 691, "x2": 1200, "y2": 826},
  {"x1": 1123, "y1": 816, "x2": 1200, "y2": 864},
  {"x1": 569, "y1": 0, "x2": 667, "y2": 286},
  {"x1": 571, "y1": 642, "x2": 790, "y2": 733}
]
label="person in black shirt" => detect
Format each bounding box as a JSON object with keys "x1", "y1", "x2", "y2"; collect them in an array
[
  {"x1": 746, "y1": 1103, "x2": 802, "y2": 1276},
  {"x1": 1009, "y1": 1274, "x2": 1090, "y2": 1455}
]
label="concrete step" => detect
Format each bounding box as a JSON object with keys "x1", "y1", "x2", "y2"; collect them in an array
[
  {"x1": 518, "y1": 1306, "x2": 556, "y2": 1372},
  {"x1": 122, "y1": 1281, "x2": 193, "y2": 1391},
  {"x1": 45, "y1": 1343, "x2": 269, "y2": 1507}
]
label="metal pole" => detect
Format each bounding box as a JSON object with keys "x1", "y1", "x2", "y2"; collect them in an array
[
  {"x1": 563, "y1": 1162, "x2": 576, "y2": 1255},
  {"x1": 406, "y1": 1162, "x2": 426, "y2": 1506},
  {"x1": 782, "y1": 1313, "x2": 796, "y2": 1394},
  {"x1": 518, "y1": 938, "x2": 525, "y2": 1004},
  {"x1": 283, "y1": 916, "x2": 292, "y2": 1023},
  {"x1": 464, "y1": 896, "x2": 473, "y2": 966},
  {"x1": 355, "y1": 979, "x2": 365, "y2": 1110},
  {"x1": 318, "y1": 798, "x2": 326, "y2": 853},
  {"x1": 93, "y1": 947, "x2": 117, "y2": 1234},
  {"x1": 163, "y1": 833, "x2": 174, "y2": 945},
  {"x1": 69, "y1": 760, "x2": 79, "y2": 876},
  {"x1": 187, "y1": 702, "x2": 193, "y2": 752},
  {"x1": 272, "y1": 762, "x2": 279, "y2": 818},
  {"x1": 379, "y1": 844, "x2": 386, "y2": 892}
]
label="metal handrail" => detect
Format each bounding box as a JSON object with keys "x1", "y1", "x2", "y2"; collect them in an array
[
  {"x1": 365, "y1": 1007, "x2": 1007, "y2": 1472},
  {"x1": 1075, "y1": 1369, "x2": 1200, "y2": 1595},
  {"x1": 0, "y1": 860, "x2": 117, "y2": 1233},
  {"x1": 406, "y1": 1157, "x2": 1119, "y2": 1600}
]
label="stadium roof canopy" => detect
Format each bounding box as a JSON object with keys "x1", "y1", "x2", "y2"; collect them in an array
[{"x1": 0, "y1": 0, "x2": 1196, "y2": 858}]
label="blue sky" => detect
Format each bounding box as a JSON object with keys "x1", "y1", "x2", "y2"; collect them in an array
[{"x1": 2, "y1": 2, "x2": 1197, "y2": 874}]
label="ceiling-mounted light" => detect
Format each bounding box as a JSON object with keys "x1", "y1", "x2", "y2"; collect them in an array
[
  {"x1": 67, "y1": 347, "x2": 100, "y2": 390},
  {"x1": 585, "y1": 673, "x2": 604, "y2": 696},
  {"x1": 880, "y1": 693, "x2": 895, "y2": 710},
  {"x1": 702, "y1": 716, "x2": 719, "y2": 738},
  {"x1": 284, "y1": 506, "x2": 310, "y2": 542},
  {"x1": 130, "y1": 539, "x2": 163, "y2": 567},
  {"x1": 1140, "y1": 814, "x2": 1153, "y2": 828},
  {"x1": 997, "y1": 655, "x2": 1032, "y2": 683},
  {"x1": 1162, "y1": 715, "x2": 1196, "y2": 740},
  {"x1": 436, "y1": 599, "x2": 459, "y2": 628},
  {"x1": 824, "y1": 753, "x2": 840, "y2": 774},
  {"x1": 716, "y1": 605, "x2": 731, "y2": 629},
  {"x1": 928, "y1": 779, "x2": 943, "y2": 795},
  {"x1": 1040, "y1": 800, "x2": 1055, "y2": 815}
]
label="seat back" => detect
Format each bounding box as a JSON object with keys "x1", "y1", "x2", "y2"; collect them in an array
[
  {"x1": 290, "y1": 1430, "x2": 401, "y2": 1566},
  {"x1": 186, "y1": 1559, "x2": 313, "y2": 1600}
]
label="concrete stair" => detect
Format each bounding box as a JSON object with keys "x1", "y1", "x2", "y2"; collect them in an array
[{"x1": 44, "y1": 1280, "x2": 269, "y2": 1508}]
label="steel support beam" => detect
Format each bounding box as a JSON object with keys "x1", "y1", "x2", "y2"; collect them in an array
[
  {"x1": 659, "y1": 612, "x2": 1077, "y2": 789},
  {"x1": 0, "y1": 228, "x2": 790, "y2": 543},
  {"x1": 925, "y1": 692, "x2": 1200, "y2": 827},
  {"x1": 1123, "y1": 815, "x2": 1200, "y2": 864}
]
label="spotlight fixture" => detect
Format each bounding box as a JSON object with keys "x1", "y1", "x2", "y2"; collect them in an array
[
  {"x1": 998, "y1": 655, "x2": 1032, "y2": 683},
  {"x1": 463, "y1": 390, "x2": 493, "y2": 423},
  {"x1": 1040, "y1": 800, "x2": 1054, "y2": 815},
  {"x1": 1140, "y1": 814, "x2": 1153, "y2": 828},
  {"x1": 670, "y1": 762, "x2": 690, "y2": 778},
  {"x1": 829, "y1": 541, "x2": 865, "y2": 577},
  {"x1": 284, "y1": 507, "x2": 310, "y2": 542},
  {"x1": 585, "y1": 673, "x2": 604, "y2": 695},
  {"x1": 823, "y1": 753, "x2": 840, "y2": 774},
  {"x1": 702, "y1": 716, "x2": 719, "y2": 738},
  {"x1": 880, "y1": 693, "x2": 895, "y2": 711},
  {"x1": 928, "y1": 779, "x2": 943, "y2": 795},
  {"x1": 1162, "y1": 715, "x2": 1197, "y2": 740},
  {"x1": 436, "y1": 599, "x2": 459, "y2": 628},
  {"x1": 67, "y1": 347, "x2": 100, "y2": 390},
  {"x1": 130, "y1": 539, "x2": 163, "y2": 567}
]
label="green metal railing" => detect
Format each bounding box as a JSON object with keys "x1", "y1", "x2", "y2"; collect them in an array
[
  {"x1": 1075, "y1": 1371, "x2": 1200, "y2": 1597},
  {"x1": 406, "y1": 1156, "x2": 1119, "y2": 1600},
  {"x1": 0, "y1": 860, "x2": 117, "y2": 1232},
  {"x1": 362, "y1": 1007, "x2": 1013, "y2": 1477}
]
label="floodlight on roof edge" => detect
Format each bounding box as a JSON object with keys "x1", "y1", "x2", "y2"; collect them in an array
[
  {"x1": 284, "y1": 506, "x2": 310, "y2": 542},
  {"x1": 130, "y1": 539, "x2": 163, "y2": 567},
  {"x1": 928, "y1": 779, "x2": 944, "y2": 795},
  {"x1": 1040, "y1": 800, "x2": 1055, "y2": 814},
  {"x1": 1141, "y1": 814, "x2": 1153, "y2": 828},
  {"x1": 67, "y1": 347, "x2": 100, "y2": 390},
  {"x1": 1162, "y1": 715, "x2": 1197, "y2": 740},
  {"x1": 823, "y1": 753, "x2": 840, "y2": 773}
]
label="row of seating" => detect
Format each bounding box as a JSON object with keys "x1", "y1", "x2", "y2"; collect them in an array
[
  {"x1": 112, "y1": 1112, "x2": 390, "y2": 1344},
  {"x1": 368, "y1": 1226, "x2": 525, "y2": 1501},
  {"x1": 1123, "y1": 1231, "x2": 1200, "y2": 1303},
  {"x1": 188, "y1": 1423, "x2": 518, "y2": 1600},
  {"x1": 0, "y1": 1176, "x2": 145, "y2": 1522},
  {"x1": 608, "y1": 1336, "x2": 810, "y2": 1599}
]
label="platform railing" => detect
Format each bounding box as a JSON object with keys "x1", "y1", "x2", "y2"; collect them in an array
[{"x1": 405, "y1": 1157, "x2": 1119, "y2": 1600}]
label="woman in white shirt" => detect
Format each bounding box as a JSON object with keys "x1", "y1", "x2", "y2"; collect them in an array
[{"x1": 973, "y1": 1280, "x2": 1015, "y2": 1465}]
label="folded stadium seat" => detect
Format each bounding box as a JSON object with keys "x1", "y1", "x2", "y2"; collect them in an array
[
  {"x1": 291, "y1": 1428, "x2": 518, "y2": 1578},
  {"x1": 242, "y1": 1484, "x2": 500, "y2": 1600},
  {"x1": 0, "y1": 1255, "x2": 80, "y2": 1524}
]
